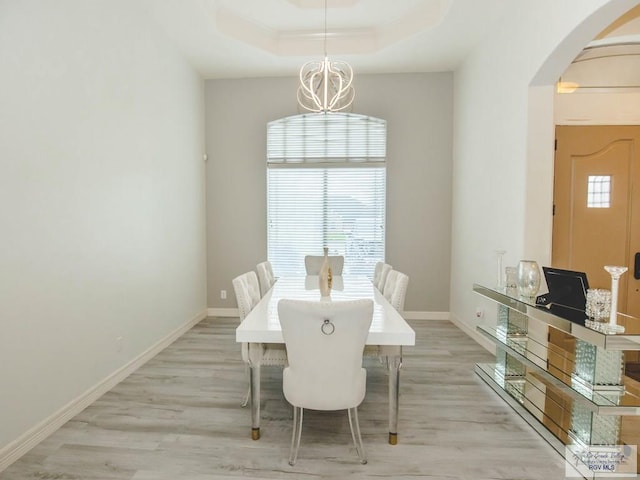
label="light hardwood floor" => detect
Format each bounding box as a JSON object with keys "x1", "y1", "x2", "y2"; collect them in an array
[{"x1": 0, "y1": 318, "x2": 568, "y2": 479}]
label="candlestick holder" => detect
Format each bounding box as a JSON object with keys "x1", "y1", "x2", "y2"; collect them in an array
[{"x1": 603, "y1": 265, "x2": 627, "y2": 334}]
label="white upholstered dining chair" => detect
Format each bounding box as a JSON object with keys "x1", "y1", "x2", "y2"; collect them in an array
[
  {"x1": 255, "y1": 260, "x2": 275, "y2": 297},
  {"x1": 232, "y1": 271, "x2": 287, "y2": 407},
  {"x1": 373, "y1": 262, "x2": 392, "y2": 291},
  {"x1": 365, "y1": 269, "x2": 408, "y2": 361},
  {"x1": 382, "y1": 270, "x2": 409, "y2": 313},
  {"x1": 304, "y1": 255, "x2": 344, "y2": 275},
  {"x1": 278, "y1": 298, "x2": 374, "y2": 466}
]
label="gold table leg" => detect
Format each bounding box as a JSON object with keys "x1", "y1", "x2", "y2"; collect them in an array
[
  {"x1": 387, "y1": 351, "x2": 402, "y2": 445},
  {"x1": 248, "y1": 343, "x2": 262, "y2": 441}
]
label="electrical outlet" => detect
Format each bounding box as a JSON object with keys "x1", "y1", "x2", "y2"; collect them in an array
[{"x1": 220, "y1": 290, "x2": 227, "y2": 300}]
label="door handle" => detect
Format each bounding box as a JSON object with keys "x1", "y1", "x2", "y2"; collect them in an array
[{"x1": 635, "y1": 252, "x2": 640, "y2": 280}]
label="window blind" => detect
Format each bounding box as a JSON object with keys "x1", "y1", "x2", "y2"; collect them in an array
[
  {"x1": 267, "y1": 112, "x2": 386, "y2": 165},
  {"x1": 266, "y1": 113, "x2": 386, "y2": 277}
]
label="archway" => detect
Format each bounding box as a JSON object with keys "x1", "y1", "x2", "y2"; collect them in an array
[
  {"x1": 523, "y1": 0, "x2": 640, "y2": 468},
  {"x1": 523, "y1": 0, "x2": 640, "y2": 267},
  {"x1": 552, "y1": 6, "x2": 640, "y2": 314}
]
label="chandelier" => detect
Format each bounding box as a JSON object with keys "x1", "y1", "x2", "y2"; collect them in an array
[{"x1": 297, "y1": 0, "x2": 355, "y2": 112}]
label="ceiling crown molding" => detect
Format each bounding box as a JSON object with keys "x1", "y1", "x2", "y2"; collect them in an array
[{"x1": 214, "y1": 0, "x2": 452, "y2": 56}]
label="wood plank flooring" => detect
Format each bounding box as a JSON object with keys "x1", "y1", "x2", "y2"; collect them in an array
[{"x1": 0, "y1": 318, "x2": 568, "y2": 479}]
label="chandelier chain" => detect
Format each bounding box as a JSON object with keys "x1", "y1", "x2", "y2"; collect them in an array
[{"x1": 323, "y1": 0, "x2": 327, "y2": 57}]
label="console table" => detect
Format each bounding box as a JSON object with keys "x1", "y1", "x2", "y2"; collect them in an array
[{"x1": 473, "y1": 284, "x2": 640, "y2": 478}]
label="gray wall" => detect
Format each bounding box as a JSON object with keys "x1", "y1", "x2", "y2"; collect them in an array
[
  {"x1": 205, "y1": 73, "x2": 453, "y2": 313},
  {"x1": 0, "y1": 0, "x2": 207, "y2": 453}
]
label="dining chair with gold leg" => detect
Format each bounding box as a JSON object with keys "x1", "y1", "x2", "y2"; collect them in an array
[
  {"x1": 378, "y1": 269, "x2": 409, "y2": 369},
  {"x1": 387, "y1": 271, "x2": 409, "y2": 314},
  {"x1": 232, "y1": 271, "x2": 287, "y2": 409},
  {"x1": 373, "y1": 262, "x2": 392, "y2": 291},
  {"x1": 278, "y1": 298, "x2": 373, "y2": 465},
  {"x1": 256, "y1": 260, "x2": 276, "y2": 297}
]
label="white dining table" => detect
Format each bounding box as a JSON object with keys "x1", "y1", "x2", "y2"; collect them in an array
[{"x1": 235, "y1": 275, "x2": 416, "y2": 444}]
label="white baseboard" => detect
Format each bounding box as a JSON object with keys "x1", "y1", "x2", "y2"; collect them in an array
[
  {"x1": 0, "y1": 309, "x2": 207, "y2": 474},
  {"x1": 208, "y1": 307, "x2": 238, "y2": 317},
  {"x1": 448, "y1": 313, "x2": 496, "y2": 354},
  {"x1": 404, "y1": 311, "x2": 449, "y2": 320}
]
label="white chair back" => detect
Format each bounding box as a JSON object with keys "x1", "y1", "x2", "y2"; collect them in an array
[
  {"x1": 232, "y1": 271, "x2": 261, "y2": 321},
  {"x1": 382, "y1": 270, "x2": 409, "y2": 313},
  {"x1": 382, "y1": 270, "x2": 399, "y2": 301},
  {"x1": 304, "y1": 255, "x2": 344, "y2": 275},
  {"x1": 256, "y1": 261, "x2": 275, "y2": 297},
  {"x1": 279, "y1": 298, "x2": 373, "y2": 410},
  {"x1": 390, "y1": 271, "x2": 409, "y2": 313},
  {"x1": 374, "y1": 262, "x2": 392, "y2": 290}
]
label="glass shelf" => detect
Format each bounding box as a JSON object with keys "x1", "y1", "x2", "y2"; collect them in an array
[
  {"x1": 474, "y1": 282, "x2": 640, "y2": 476},
  {"x1": 476, "y1": 358, "x2": 640, "y2": 415},
  {"x1": 474, "y1": 284, "x2": 640, "y2": 350}
]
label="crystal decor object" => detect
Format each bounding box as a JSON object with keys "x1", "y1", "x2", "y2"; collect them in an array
[
  {"x1": 505, "y1": 267, "x2": 518, "y2": 289},
  {"x1": 585, "y1": 289, "x2": 612, "y2": 322},
  {"x1": 517, "y1": 260, "x2": 541, "y2": 298},
  {"x1": 604, "y1": 265, "x2": 627, "y2": 334}
]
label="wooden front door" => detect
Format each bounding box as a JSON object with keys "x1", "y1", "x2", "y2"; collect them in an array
[{"x1": 553, "y1": 126, "x2": 640, "y2": 317}]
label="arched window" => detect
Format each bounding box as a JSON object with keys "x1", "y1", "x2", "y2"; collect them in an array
[{"x1": 267, "y1": 112, "x2": 386, "y2": 277}]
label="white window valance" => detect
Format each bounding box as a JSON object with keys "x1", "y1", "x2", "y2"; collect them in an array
[{"x1": 267, "y1": 112, "x2": 386, "y2": 166}]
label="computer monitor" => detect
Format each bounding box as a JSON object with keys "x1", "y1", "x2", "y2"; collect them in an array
[{"x1": 536, "y1": 267, "x2": 589, "y2": 323}]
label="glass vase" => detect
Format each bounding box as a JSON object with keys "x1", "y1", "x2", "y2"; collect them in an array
[{"x1": 517, "y1": 260, "x2": 541, "y2": 298}]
